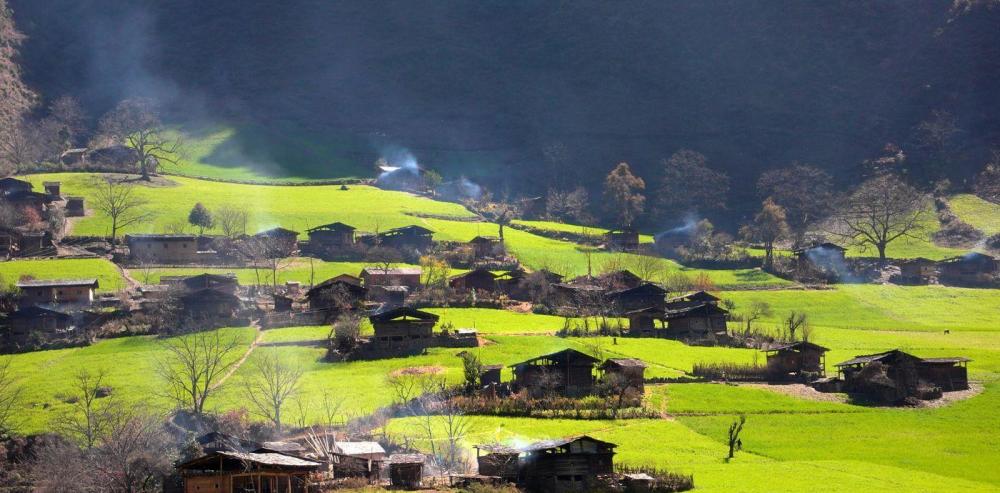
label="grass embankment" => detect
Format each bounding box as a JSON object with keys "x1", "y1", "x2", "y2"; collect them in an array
[
  {"x1": 0, "y1": 258, "x2": 128, "y2": 292},
  {"x1": 949, "y1": 193, "x2": 1000, "y2": 237}
]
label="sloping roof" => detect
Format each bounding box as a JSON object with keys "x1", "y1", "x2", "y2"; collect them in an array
[
  {"x1": 5, "y1": 305, "x2": 72, "y2": 320},
  {"x1": 662, "y1": 302, "x2": 729, "y2": 319},
  {"x1": 510, "y1": 348, "x2": 600, "y2": 368},
  {"x1": 606, "y1": 282, "x2": 667, "y2": 297},
  {"x1": 520, "y1": 435, "x2": 617, "y2": 453},
  {"x1": 369, "y1": 306, "x2": 439, "y2": 323},
  {"x1": 255, "y1": 227, "x2": 300, "y2": 237},
  {"x1": 306, "y1": 276, "x2": 367, "y2": 297},
  {"x1": 307, "y1": 222, "x2": 356, "y2": 232},
  {"x1": 334, "y1": 441, "x2": 386, "y2": 456},
  {"x1": 834, "y1": 349, "x2": 914, "y2": 367},
  {"x1": 764, "y1": 341, "x2": 829, "y2": 353},
  {"x1": 470, "y1": 235, "x2": 500, "y2": 243},
  {"x1": 939, "y1": 252, "x2": 996, "y2": 264},
  {"x1": 361, "y1": 267, "x2": 423, "y2": 276},
  {"x1": 600, "y1": 358, "x2": 648, "y2": 369},
  {"x1": 16, "y1": 278, "x2": 98, "y2": 289},
  {"x1": 665, "y1": 291, "x2": 720, "y2": 304},
  {"x1": 920, "y1": 357, "x2": 972, "y2": 364},
  {"x1": 126, "y1": 234, "x2": 198, "y2": 241},
  {"x1": 625, "y1": 306, "x2": 664, "y2": 316},
  {"x1": 388, "y1": 453, "x2": 426, "y2": 464},
  {"x1": 450, "y1": 268, "x2": 497, "y2": 280},
  {"x1": 260, "y1": 441, "x2": 305, "y2": 452},
  {"x1": 177, "y1": 450, "x2": 321, "y2": 470},
  {"x1": 793, "y1": 242, "x2": 847, "y2": 254},
  {"x1": 385, "y1": 225, "x2": 434, "y2": 235},
  {"x1": 473, "y1": 444, "x2": 518, "y2": 454},
  {"x1": 0, "y1": 177, "x2": 32, "y2": 188}
]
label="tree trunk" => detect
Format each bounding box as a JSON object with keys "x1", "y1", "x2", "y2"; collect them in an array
[
  {"x1": 498, "y1": 222, "x2": 505, "y2": 241},
  {"x1": 877, "y1": 242, "x2": 887, "y2": 263}
]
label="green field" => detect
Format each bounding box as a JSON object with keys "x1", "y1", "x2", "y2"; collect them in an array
[
  {"x1": 841, "y1": 201, "x2": 968, "y2": 260},
  {"x1": 950, "y1": 193, "x2": 1000, "y2": 237},
  {"x1": 0, "y1": 258, "x2": 128, "y2": 292}
]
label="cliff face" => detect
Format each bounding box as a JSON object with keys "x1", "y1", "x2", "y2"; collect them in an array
[{"x1": 10, "y1": 1, "x2": 1000, "y2": 197}]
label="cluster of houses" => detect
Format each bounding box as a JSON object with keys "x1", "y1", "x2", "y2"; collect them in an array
[
  {"x1": 474, "y1": 348, "x2": 648, "y2": 398},
  {"x1": 0, "y1": 177, "x2": 84, "y2": 258},
  {"x1": 175, "y1": 430, "x2": 633, "y2": 493}
]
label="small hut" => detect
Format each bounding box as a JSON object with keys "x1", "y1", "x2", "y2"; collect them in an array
[
  {"x1": 474, "y1": 444, "x2": 519, "y2": 482},
  {"x1": 895, "y1": 257, "x2": 936, "y2": 284},
  {"x1": 306, "y1": 222, "x2": 356, "y2": 249},
  {"x1": 360, "y1": 267, "x2": 423, "y2": 290},
  {"x1": 469, "y1": 235, "x2": 502, "y2": 258},
  {"x1": 604, "y1": 229, "x2": 640, "y2": 251},
  {"x1": 480, "y1": 364, "x2": 504, "y2": 387},
  {"x1": 449, "y1": 268, "x2": 498, "y2": 292},
  {"x1": 253, "y1": 227, "x2": 300, "y2": 257},
  {"x1": 388, "y1": 453, "x2": 425, "y2": 489},
  {"x1": 606, "y1": 283, "x2": 666, "y2": 313},
  {"x1": 938, "y1": 253, "x2": 998, "y2": 286},
  {"x1": 369, "y1": 307, "x2": 439, "y2": 342},
  {"x1": 42, "y1": 181, "x2": 61, "y2": 197},
  {"x1": 661, "y1": 302, "x2": 729, "y2": 339},
  {"x1": 511, "y1": 349, "x2": 600, "y2": 397},
  {"x1": 15, "y1": 278, "x2": 98, "y2": 307},
  {"x1": 764, "y1": 341, "x2": 829, "y2": 379},
  {"x1": 519, "y1": 436, "x2": 617, "y2": 492},
  {"x1": 65, "y1": 196, "x2": 86, "y2": 217},
  {"x1": 175, "y1": 449, "x2": 321, "y2": 493},
  {"x1": 305, "y1": 275, "x2": 367, "y2": 310},
  {"x1": 625, "y1": 306, "x2": 664, "y2": 336},
  {"x1": 598, "y1": 358, "x2": 648, "y2": 392}
]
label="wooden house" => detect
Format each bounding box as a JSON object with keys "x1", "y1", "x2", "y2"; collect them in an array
[
  {"x1": 605, "y1": 283, "x2": 666, "y2": 313},
  {"x1": 518, "y1": 436, "x2": 617, "y2": 492},
  {"x1": 65, "y1": 196, "x2": 85, "y2": 217},
  {"x1": 598, "y1": 358, "x2": 647, "y2": 392},
  {"x1": 126, "y1": 234, "x2": 203, "y2": 264},
  {"x1": 938, "y1": 253, "x2": 998, "y2": 286},
  {"x1": 195, "y1": 431, "x2": 259, "y2": 453},
  {"x1": 480, "y1": 364, "x2": 504, "y2": 387},
  {"x1": 16, "y1": 231, "x2": 53, "y2": 257},
  {"x1": 16, "y1": 278, "x2": 98, "y2": 307},
  {"x1": 573, "y1": 270, "x2": 643, "y2": 291},
  {"x1": 42, "y1": 181, "x2": 61, "y2": 197},
  {"x1": 469, "y1": 235, "x2": 502, "y2": 258},
  {"x1": 0, "y1": 177, "x2": 32, "y2": 196},
  {"x1": 835, "y1": 349, "x2": 971, "y2": 394},
  {"x1": 604, "y1": 229, "x2": 640, "y2": 252},
  {"x1": 665, "y1": 290, "x2": 720, "y2": 308},
  {"x1": 625, "y1": 306, "x2": 664, "y2": 336},
  {"x1": 4, "y1": 189, "x2": 52, "y2": 216},
  {"x1": 3, "y1": 305, "x2": 74, "y2": 338},
  {"x1": 253, "y1": 227, "x2": 300, "y2": 257},
  {"x1": 372, "y1": 225, "x2": 434, "y2": 251},
  {"x1": 764, "y1": 341, "x2": 829, "y2": 379},
  {"x1": 793, "y1": 242, "x2": 847, "y2": 272},
  {"x1": 388, "y1": 454, "x2": 425, "y2": 489},
  {"x1": 179, "y1": 288, "x2": 242, "y2": 321},
  {"x1": 306, "y1": 222, "x2": 356, "y2": 249},
  {"x1": 368, "y1": 285, "x2": 409, "y2": 306},
  {"x1": 273, "y1": 294, "x2": 294, "y2": 312},
  {"x1": 333, "y1": 441, "x2": 387, "y2": 462},
  {"x1": 916, "y1": 357, "x2": 971, "y2": 391},
  {"x1": 360, "y1": 267, "x2": 422, "y2": 290},
  {"x1": 661, "y1": 302, "x2": 729, "y2": 339},
  {"x1": 305, "y1": 275, "x2": 367, "y2": 310},
  {"x1": 181, "y1": 273, "x2": 239, "y2": 294},
  {"x1": 895, "y1": 257, "x2": 936, "y2": 284},
  {"x1": 511, "y1": 349, "x2": 600, "y2": 397},
  {"x1": 498, "y1": 269, "x2": 564, "y2": 301},
  {"x1": 449, "y1": 268, "x2": 498, "y2": 292},
  {"x1": 175, "y1": 449, "x2": 321, "y2": 493},
  {"x1": 369, "y1": 307, "x2": 439, "y2": 342},
  {"x1": 474, "y1": 444, "x2": 519, "y2": 482}
]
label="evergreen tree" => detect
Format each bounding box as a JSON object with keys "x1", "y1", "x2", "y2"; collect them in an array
[{"x1": 188, "y1": 203, "x2": 214, "y2": 234}]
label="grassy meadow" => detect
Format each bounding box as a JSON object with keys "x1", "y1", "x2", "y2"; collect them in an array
[
  {"x1": 950, "y1": 193, "x2": 1000, "y2": 236},
  {"x1": 0, "y1": 258, "x2": 128, "y2": 292}
]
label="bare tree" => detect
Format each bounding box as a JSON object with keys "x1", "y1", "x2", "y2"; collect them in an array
[
  {"x1": 58, "y1": 368, "x2": 117, "y2": 449},
  {"x1": 781, "y1": 311, "x2": 809, "y2": 341},
  {"x1": 0, "y1": 356, "x2": 23, "y2": 437},
  {"x1": 657, "y1": 149, "x2": 730, "y2": 222},
  {"x1": 740, "y1": 198, "x2": 790, "y2": 269},
  {"x1": 156, "y1": 330, "x2": 243, "y2": 414},
  {"x1": 0, "y1": 117, "x2": 43, "y2": 170},
  {"x1": 738, "y1": 301, "x2": 772, "y2": 333},
  {"x1": 757, "y1": 163, "x2": 834, "y2": 237},
  {"x1": 727, "y1": 415, "x2": 746, "y2": 460},
  {"x1": 215, "y1": 206, "x2": 249, "y2": 238},
  {"x1": 241, "y1": 351, "x2": 304, "y2": 433},
  {"x1": 91, "y1": 176, "x2": 155, "y2": 242},
  {"x1": 98, "y1": 98, "x2": 180, "y2": 180},
  {"x1": 0, "y1": 0, "x2": 36, "y2": 173},
  {"x1": 831, "y1": 174, "x2": 928, "y2": 262},
  {"x1": 472, "y1": 195, "x2": 521, "y2": 241},
  {"x1": 29, "y1": 437, "x2": 94, "y2": 493},
  {"x1": 91, "y1": 409, "x2": 175, "y2": 493}
]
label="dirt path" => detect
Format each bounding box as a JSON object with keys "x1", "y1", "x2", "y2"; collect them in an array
[
  {"x1": 116, "y1": 265, "x2": 141, "y2": 290},
  {"x1": 211, "y1": 323, "x2": 264, "y2": 390}
]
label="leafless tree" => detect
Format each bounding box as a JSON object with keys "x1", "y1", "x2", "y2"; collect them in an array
[
  {"x1": 831, "y1": 174, "x2": 928, "y2": 262},
  {"x1": 727, "y1": 415, "x2": 746, "y2": 460},
  {"x1": 91, "y1": 408, "x2": 175, "y2": 493},
  {"x1": 385, "y1": 372, "x2": 422, "y2": 406},
  {"x1": 780, "y1": 311, "x2": 809, "y2": 341},
  {"x1": 241, "y1": 351, "x2": 304, "y2": 433},
  {"x1": 29, "y1": 437, "x2": 94, "y2": 493},
  {"x1": 0, "y1": 0, "x2": 36, "y2": 172},
  {"x1": 215, "y1": 206, "x2": 249, "y2": 238},
  {"x1": 57, "y1": 368, "x2": 117, "y2": 449},
  {"x1": 98, "y1": 98, "x2": 181, "y2": 180},
  {"x1": 0, "y1": 356, "x2": 23, "y2": 437},
  {"x1": 596, "y1": 372, "x2": 640, "y2": 419},
  {"x1": 411, "y1": 377, "x2": 470, "y2": 474},
  {"x1": 0, "y1": 117, "x2": 43, "y2": 170},
  {"x1": 471, "y1": 193, "x2": 521, "y2": 240},
  {"x1": 757, "y1": 163, "x2": 834, "y2": 237},
  {"x1": 156, "y1": 330, "x2": 243, "y2": 414},
  {"x1": 738, "y1": 301, "x2": 772, "y2": 333},
  {"x1": 91, "y1": 176, "x2": 155, "y2": 242}
]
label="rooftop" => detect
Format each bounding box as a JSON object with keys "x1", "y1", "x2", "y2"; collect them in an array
[
  {"x1": 334, "y1": 441, "x2": 386, "y2": 456},
  {"x1": 16, "y1": 278, "x2": 98, "y2": 288}
]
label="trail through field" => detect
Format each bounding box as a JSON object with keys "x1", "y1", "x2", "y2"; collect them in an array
[
  {"x1": 211, "y1": 323, "x2": 263, "y2": 390},
  {"x1": 116, "y1": 264, "x2": 141, "y2": 290}
]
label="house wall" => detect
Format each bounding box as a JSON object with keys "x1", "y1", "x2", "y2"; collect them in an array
[
  {"x1": 918, "y1": 364, "x2": 969, "y2": 391},
  {"x1": 129, "y1": 239, "x2": 200, "y2": 263},
  {"x1": 19, "y1": 286, "x2": 93, "y2": 306},
  {"x1": 362, "y1": 273, "x2": 421, "y2": 289}
]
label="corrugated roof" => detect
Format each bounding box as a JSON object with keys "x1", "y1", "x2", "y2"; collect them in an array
[
  {"x1": 334, "y1": 441, "x2": 386, "y2": 456},
  {"x1": 520, "y1": 435, "x2": 617, "y2": 453},
  {"x1": 16, "y1": 278, "x2": 98, "y2": 288},
  {"x1": 212, "y1": 451, "x2": 320, "y2": 468},
  {"x1": 125, "y1": 234, "x2": 197, "y2": 240},
  {"x1": 389, "y1": 453, "x2": 425, "y2": 464},
  {"x1": 601, "y1": 358, "x2": 648, "y2": 368},
  {"x1": 919, "y1": 357, "x2": 972, "y2": 364},
  {"x1": 362, "y1": 267, "x2": 423, "y2": 276}
]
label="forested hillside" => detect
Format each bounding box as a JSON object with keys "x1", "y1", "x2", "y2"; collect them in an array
[{"x1": 10, "y1": 0, "x2": 1000, "y2": 209}]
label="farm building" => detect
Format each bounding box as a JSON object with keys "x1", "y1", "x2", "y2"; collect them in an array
[
  {"x1": 793, "y1": 242, "x2": 848, "y2": 276},
  {"x1": 497, "y1": 268, "x2": 564, "y2": 301},
  {"x1": 175, "y1": 449, "x2": 321, "y2": 493},
  {"x1": 332, "y1": 441, "x2": 387, "y2": 462},
  {"x1": 253, "y1": 227, "x2": 300, "y2": 257},
  {"x1": 16, "y1": 231, "x2": 54, "y2": 257},
  {"x1": 388, "y1": 454, "x2": 425, "y2": 489},
  {"x1": 273, "y1": 294, "x2": 294, "y2": 312},
  {"x1": 368, "y1": 285, "x2": 409, "y2": 306},
  {"x1": 180, "y1": 273, "x2": 239, "y2": 293},
  {"x1": 126, "y1": 234, "x2": 205, "y2": 264},
  {"x1": 894, "y1": 257, "x2": 936, "y2": 284},
  {"x1": 42, "y1": 181, "x2": 61, "y2": 197},
  {"x1": 371, "y1": 225, "x2": 434, "y2": 251},
  {"x1": 306, "y1": 222, "x2": 356, "y2": 249},
  {"x1": 835, "y1": 349, "x2": 971, "y2": 396},
  {"x1": 469, "y1": 235, "x2": 502, "y2": 258},
  {"x1": 480, "y1": 364, "x2": 504, "y2": 387},
  {"x1": 518, "y1": 436, "x2": 617, "y2": 492},
  {"x1": 15, "y1": 278, "x2": 98, "y2": 307},
  {"x1": 369, "y1": 306, "x2": 439, "y2": 342},
  {"x1": 665, "y1": 290, "x2": 720, "y2": 307},
  {"x1": 0, "y1": 177, "x2": 32, "y2": 196},
  {"x1": 474, "y1": 444, "x2": 520, "y2": 482},
  {"x1": 661, "y1": 302, "x2": 729, "y2": 339},
  {"x1": 449, "y1": 268, "x2": 498, "y2": 292},
  {"x1": 764, "y1": 341, "x2": 829, "y2": 379},
  {"x1": 65, "y1": 196, "x2": 85, "y2": 217},
  {"x1": 3, "y1": 305, "x2": 74, "y2": 338},
  {"x1": 604, "y1": 229, "x2": 640, "y2": 251},
  {"x1": 598, "y1": 358, "x2": 648, "y2": 392},
  {"x1": 511, "y1": 348, "x2": 600, "y2": 397},
  {"x1": 179, "y1": 288, "x2": 242, "y2": 321},
  {"x1": 606, "y1": 282, "x2": 666, "y2": 313},
  {"x1": 360, "y1": 266, "x2": 422, "y2": 290},
  {"x1": 937, "y1": 253, "x2": 998, "y2": 286},
  {"x1": 916, "y1": 357, "x2": 972, "y2": 391},
  {"x1": 625, "y1": 306, "x2": 665, "y2": 336},
  {"x1": 569, "y1": 270, "x2": 643, "y2": 291},
  {"x1": 195, "y1": 431, "x2": 259, "y2": 453},
  {"x1": 305, "y1": 275, "x2": 367, "y2": 310},
  {"x1": 4, "y1": 189, "x2": 53, "y2": 216}
]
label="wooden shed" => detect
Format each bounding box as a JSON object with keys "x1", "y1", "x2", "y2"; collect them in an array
[
  {"x1": 661, "y1": 302, "x2": 729, "y2": 339},
  {"x1": 3, "y1": 305, "x2": 73, "y2": 338},
  {"x1": 604, "y1": 229, "x2": 640, "y2": 252},
  {"x1": 469, "y1": 235, "x2": 502, "y2": 258},
  {"x1": 179, "y1": 288, "x2": 242, "y2": 321},
  {"x1": 480, "y1": 364, "x2": 504, "y2": 387},
  {"x1": 835, "y1": 349, "x2": 970, "y2": 395},
  {"x1": 511, "y1": 349, "x2": 600, "y2": 397},
  {"x1": 449, "y1": 268, "x2": 498, "y2": 292},
  {"x1": 42, "y1": 181, "x2": 61, "y2": 197},
  {"x1": 388, "y1": 453, "x2": 425, "y2": 489},
  {"x1": 598, "y1": 358, "x2": 648, "y2": 392},
  {"x1": 0, "y1": 177, "x2": 32, "y2": 196},
  {"x1": 360, "y1": 267, "x2": 423, "y2": 290},
  {"x1": 518, "y1": 436, "x2": 617, "y2": 492},
  {"x1": 625, "y1": 306, "x2": 664, "y2": 336},
  {"x1": 306, "y1": 222, "x2": 356, "y2": 249},
  {"x1": 126, "y1": 234, "x2": 202, "y2": 263},
  {"x1": 15, "y1": 278, "x2": 98, "y2": 307},
  {"x1": 474, "y1": 444, "x2": 519, "y2": 482},
  {"x1": 938, "y1": 253, "x2": 998, "y2": 286},
  {"x1": 917, "y1": 357, "x2": 971, "y2": 391},
  {"x1": 253, "y1": 227, "x2": 300, "y2": 257},
  {"x1": 175, "y1": 449, "x2": 321, "y2": 493},
  {"x1": 606, "y1": 283, "x2": 666, "y2": 313},
  {"x1": 895, "y1": 257, "x2": 936, "y2": 284},
  {"x1": 65, "y1": 196, "x2": 86, "y2": 217},
  {"x1": 181, "y1": 273, "x2": 239, "y2": 294},
  {"x1": 372, "y1": 225, "x2": 434, "y2": 251},
  {"x1": 369, "y1": 306, "x2": 439, "y2": 342},
  {"x1": 764, "y1": 341, "x2": 829, "y2": 379},
  {"x1": 305, "y1": 276, "x2": 367, "y2": 310}
]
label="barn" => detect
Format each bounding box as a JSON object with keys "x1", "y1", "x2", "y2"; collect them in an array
[
  {"x1": 511, "y1": 349, "x2": 600, "y2": 397},
  {"x1": 518, "y1": 436, "x2": 617, "y2": 492},
  {"x1": 175, "y1": 449, "x2": 321, "y2": 493}
]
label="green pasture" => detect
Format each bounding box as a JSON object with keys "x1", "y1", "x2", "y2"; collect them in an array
[
  {"x1": 125, "y1": 259, "x2": 411, "y2": 286},
  {"x1": 0, "y1": 258, "x2": 128, "y2": 292},
  {"x1": 949, "y1": 193, "x2": 1000, "y2": 236},
  {"x1": 841, "y1": 201, "x2": 968, "y2": 260}
]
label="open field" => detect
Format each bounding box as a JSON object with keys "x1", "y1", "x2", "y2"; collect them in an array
[
  {"x1": 950, "y1": 193, "x2": 1000, "y2": 237},
  {"x1": 841, "y1": 201, "x2": 969, "y2": 260},
  {"x1": 125, "y1": 259, "x2": 420, "y2": 286},
  {"x1": 0, "y1": 258, "x2": 128, "y2": 292}
]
